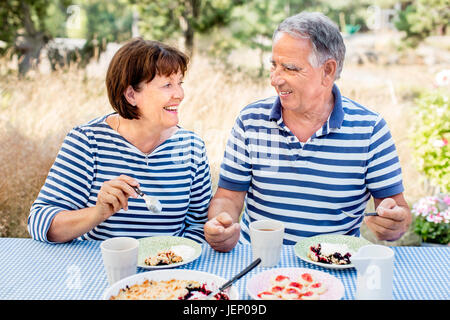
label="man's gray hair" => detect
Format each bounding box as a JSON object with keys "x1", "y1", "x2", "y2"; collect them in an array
[{"x1": 274, "y1": 12, "x2": 346, "y2": 80}]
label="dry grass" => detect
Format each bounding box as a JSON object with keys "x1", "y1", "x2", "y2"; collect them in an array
[
  {"x1": 0, "y1": 67, "x2": 110, "y2": 237},
  {"x1": 0, "y1": 45, "x2": 443, "y2": 241}
]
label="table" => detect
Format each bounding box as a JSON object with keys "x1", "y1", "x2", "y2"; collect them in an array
[{"x1": 0, "y1": 238, "x2": 448, "y2": 300}]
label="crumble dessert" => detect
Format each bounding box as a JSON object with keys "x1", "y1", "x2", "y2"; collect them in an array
[
  {"x1": 307, "y1": 243, "x2": 353, "y2": 265},
  {"x1": 144, "y1": 249, "x2": 183, "y2": 266},
  {"x1": 110, "y1": 279, "x2": 229, "y2": 300},
  {"x1": 257, "y1": 273, "x2": 326, "y2": 300},
  {"x1": 144, "y1": 245, "x2": 195, "y2": 266}
]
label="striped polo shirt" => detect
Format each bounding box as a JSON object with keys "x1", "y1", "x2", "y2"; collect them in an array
[
  {"x1": 28, "y1": 113, "x2": 212, "y2": 243},
  {"x1": 219, "y1": 84, "x2": 404, "y2": 245}
]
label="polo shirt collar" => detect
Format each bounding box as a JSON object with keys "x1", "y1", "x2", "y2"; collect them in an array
[
  {"x1": 269, "y1": 84, "x2": 345, "y2": 129},
  {"x1": 269, "y1": 96, "x2": 282, "y2": 122},
  {"x1": 329, "y1": 84, "x2": 344, "y2": 129}
]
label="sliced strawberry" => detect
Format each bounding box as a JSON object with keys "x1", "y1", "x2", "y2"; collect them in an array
[
  {"x1": 275, "y1": 275, "x2": 290, "y2": 282},
  {"x1": 289, "y1": 282, "x2": 303, "y2": 289},
  {"x1": 271, "y1": 286, "x2": 284, "y2": 292},
  {"x1": 301, "y1": 273, "x2": 313, "y2": 283}
]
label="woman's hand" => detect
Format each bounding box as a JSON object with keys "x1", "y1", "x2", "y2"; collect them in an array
[
  {"x1": 95, "y1": 175, "x2": 139, "y2": 222},
  {"x1": 47, "y1": 175, "x2": 139, "y2": 243}
]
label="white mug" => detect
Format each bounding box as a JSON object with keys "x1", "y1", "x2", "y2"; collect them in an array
[
  {"x1": 100, "y1": 237, "x2": 139, "y2": 286},
  {"x1": 352, "y1": 244, "x2": 395, "y2": 300},
  {"x1": 249, "y1": 219, "x2": 285, "y2": 267}
]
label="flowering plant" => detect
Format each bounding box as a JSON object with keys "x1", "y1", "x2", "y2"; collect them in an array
[
  {"x1": 410, "y1": 90, "x2": 449, "y2": 193},
  {"x1": 412, "y1": 194, "x2": 450, "y2": 245}
]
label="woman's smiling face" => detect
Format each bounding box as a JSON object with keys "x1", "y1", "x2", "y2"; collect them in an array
[{"x1": 133, "y1": 70, "x2": 185, "y2": 129}]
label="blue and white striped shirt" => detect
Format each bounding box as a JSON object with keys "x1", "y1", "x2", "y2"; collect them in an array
[
  {"x1": 28, "y1": 113, "x2": 212, "y2": 243},
  {"x1": 219, "y1": 85, "x2": 404, "y2": 245}
]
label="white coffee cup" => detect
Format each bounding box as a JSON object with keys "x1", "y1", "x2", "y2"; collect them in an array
[
  {"x1": 352, "y1": 244, "x2": 395, "y2": 300},
  {"x1": 100, "y1": 237, "x2": 139, "y2": 286},
  {"x1": 249, "y1": 219, "x2": 285, "y2": 267}
]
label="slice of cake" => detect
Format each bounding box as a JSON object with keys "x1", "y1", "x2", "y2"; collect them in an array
[{"x1": 307, "y1": 243, "x2": 353, "y2": 265}]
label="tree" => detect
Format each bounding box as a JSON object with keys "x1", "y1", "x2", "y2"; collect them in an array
[
  {"x1": 133, "y1": 0, "x2": 244, "y2": 56},
  {"x1": 229, "y1": 0, "x2": 286, "y2": 77},
  {"x1": 228, "y1": 0, "x2": 333, "y2": 77},
  {"x1": 76, "y1": 0, "x2": 134, "y2": 64},
  {"x1": 0, "y1": 0, "x2": 72, "y2": 75},
  {"x1": 0, "y1": 0, "x2": 136, "y2": 74},
  {"x1": 395, "y1": 0, "x2": 450, "y2": 47}
]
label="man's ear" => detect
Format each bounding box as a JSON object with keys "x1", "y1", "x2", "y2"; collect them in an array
[
  {"x1": 124, "y1": 85, "x2": 137, "y2": 106},
  {"x1": 322, "y1": 59, "x2": 337, "y2": 86}
]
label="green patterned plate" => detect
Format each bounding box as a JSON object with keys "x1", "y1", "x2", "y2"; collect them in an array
[
  {"x1": 294, "y1": 234, "x2": 372, "y2": 269},
  {"x1": 137, "y1": 236, "x2": 202, "y2": 270}
]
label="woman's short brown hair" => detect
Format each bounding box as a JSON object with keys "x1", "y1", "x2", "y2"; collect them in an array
[{"x1": 106, "y1": 38, "x2": 189, "y2": 119}]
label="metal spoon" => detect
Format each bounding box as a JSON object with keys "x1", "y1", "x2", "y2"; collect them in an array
[
  {"x1": 132, "y1": 186, "x2": 162, "y2": 213},
  {"x1": 204, "y1": 258, "x2": 262, "y2": 300},
  {"x1": 342, "y1": 210, "x2": 378, "y2": 218}
]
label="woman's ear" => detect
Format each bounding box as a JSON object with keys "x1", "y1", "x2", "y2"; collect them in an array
[
  {"x1": 322, "y1": 59, "x2": 337, "y2": 86},
  {"x1": 124, "y1": 85, "x2": 137, "y2": 106}
]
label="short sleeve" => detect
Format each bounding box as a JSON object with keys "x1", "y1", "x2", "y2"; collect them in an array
[
  {"x1": 218, "y1": 116, "x2": 252, "y2": 192},
  {"x1": 365, "y1": 116, "x2": 404, "y2": 198}
]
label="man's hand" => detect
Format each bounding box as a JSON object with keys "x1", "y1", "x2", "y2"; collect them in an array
[
  {"x1": 204, "y1": 212, "x2": 241, "y2": 252},
  {"x1": 365, "y1": 196, "x2": 412, "y2": 241},
  {"x1": 204, "y1": 188, "x2": 246, "y2": 252}
]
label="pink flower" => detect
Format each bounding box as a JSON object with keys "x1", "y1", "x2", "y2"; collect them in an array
[
  {"x1": 435, "y1": 69, "x2": 450, "y2": 87},
  {"x1": 412, "y1": 194, "x2": 450, "y2": 225},
  {"x1": 444, "y1": 195, "x2": 450, "y2": 206}
]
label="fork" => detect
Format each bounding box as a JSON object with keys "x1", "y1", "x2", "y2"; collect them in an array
[
  {"x1": 132, "y1": 186, "x2": 162, "y2": 213},
  {"x1": 341, "y1": 210, "x2": 378, "y2": 218},
  {"x1": 203, "y1": 258, "x2": 262, "y2": 300}
]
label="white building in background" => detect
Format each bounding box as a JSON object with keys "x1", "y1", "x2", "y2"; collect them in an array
[
  {"x1": 38, "y1": 37, "x2": 86, "y2": 74},
  {"x1": 38, "y1": 5, "x2": 139, "y2": 77},
  {"x1": 366, "y1": 3, "x2": 401, "y2": 31}
]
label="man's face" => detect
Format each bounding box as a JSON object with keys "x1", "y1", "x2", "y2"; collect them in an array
[{"x1": 270, "y1": 32, "x2": 325, "y2": 113}]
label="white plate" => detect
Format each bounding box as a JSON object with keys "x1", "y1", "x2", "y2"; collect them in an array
[
  {"x1": 103, "y1": 270, "x2": 239, "y2": 300},
  {"x1": 137, "y1": 236, "x2": 202, "y2": 270},
  {"x1": 294, "y1": 234, "x2": 372, "y2": 269},
  {"x1": 247, "y1": 268, "x2": 344, "y2": 300}
]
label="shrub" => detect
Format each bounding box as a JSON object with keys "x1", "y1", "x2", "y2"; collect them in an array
[
  {"x1": 410, "y1": 90, "x2": 450, "y2": 193},
  {"x1": 395, "y1": 0, "x2": 450, "y2": 48}
]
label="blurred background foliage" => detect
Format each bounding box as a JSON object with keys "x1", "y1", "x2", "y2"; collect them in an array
[
  {"x1": 395, "y1": 0, "x2": 450, "y2": 47},
  {"x1": 1, "y1": 0, "x2": 448, "y2": 75},
  {"x1": 411, "y1": 90, "x2": 450, "y2": 193}
]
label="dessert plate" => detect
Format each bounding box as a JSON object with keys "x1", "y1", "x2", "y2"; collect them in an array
[
  {"x1": 137, "y1": 236, "x2": 202, "y2": 270},
  {"x1": 247, "y1": 267, "x2": 344, "y2": 300},
  {"x1": 103, "y1": 270, "x2": 239, "y2": 300},
  {"x1": 294, "y1": 234, "x2": 372, "y2": 269}
]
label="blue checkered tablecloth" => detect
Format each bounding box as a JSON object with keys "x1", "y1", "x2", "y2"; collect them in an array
[{"x1": 0, "y1": 238, "x2": 448, "y2": 300}]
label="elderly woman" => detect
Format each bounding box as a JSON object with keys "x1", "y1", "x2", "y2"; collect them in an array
[{"x1": 28, "y1": 38, "x2": 211, "y2": 243}]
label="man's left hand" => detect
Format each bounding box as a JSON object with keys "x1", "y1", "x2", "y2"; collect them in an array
[{"x1": 365, "y1": 197, "x2": 412, "y2": 241}]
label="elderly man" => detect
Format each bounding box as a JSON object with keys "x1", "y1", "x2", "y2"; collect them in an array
[{"x1": 204, "y1": 12, "x2": 412, "y2": 252}]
